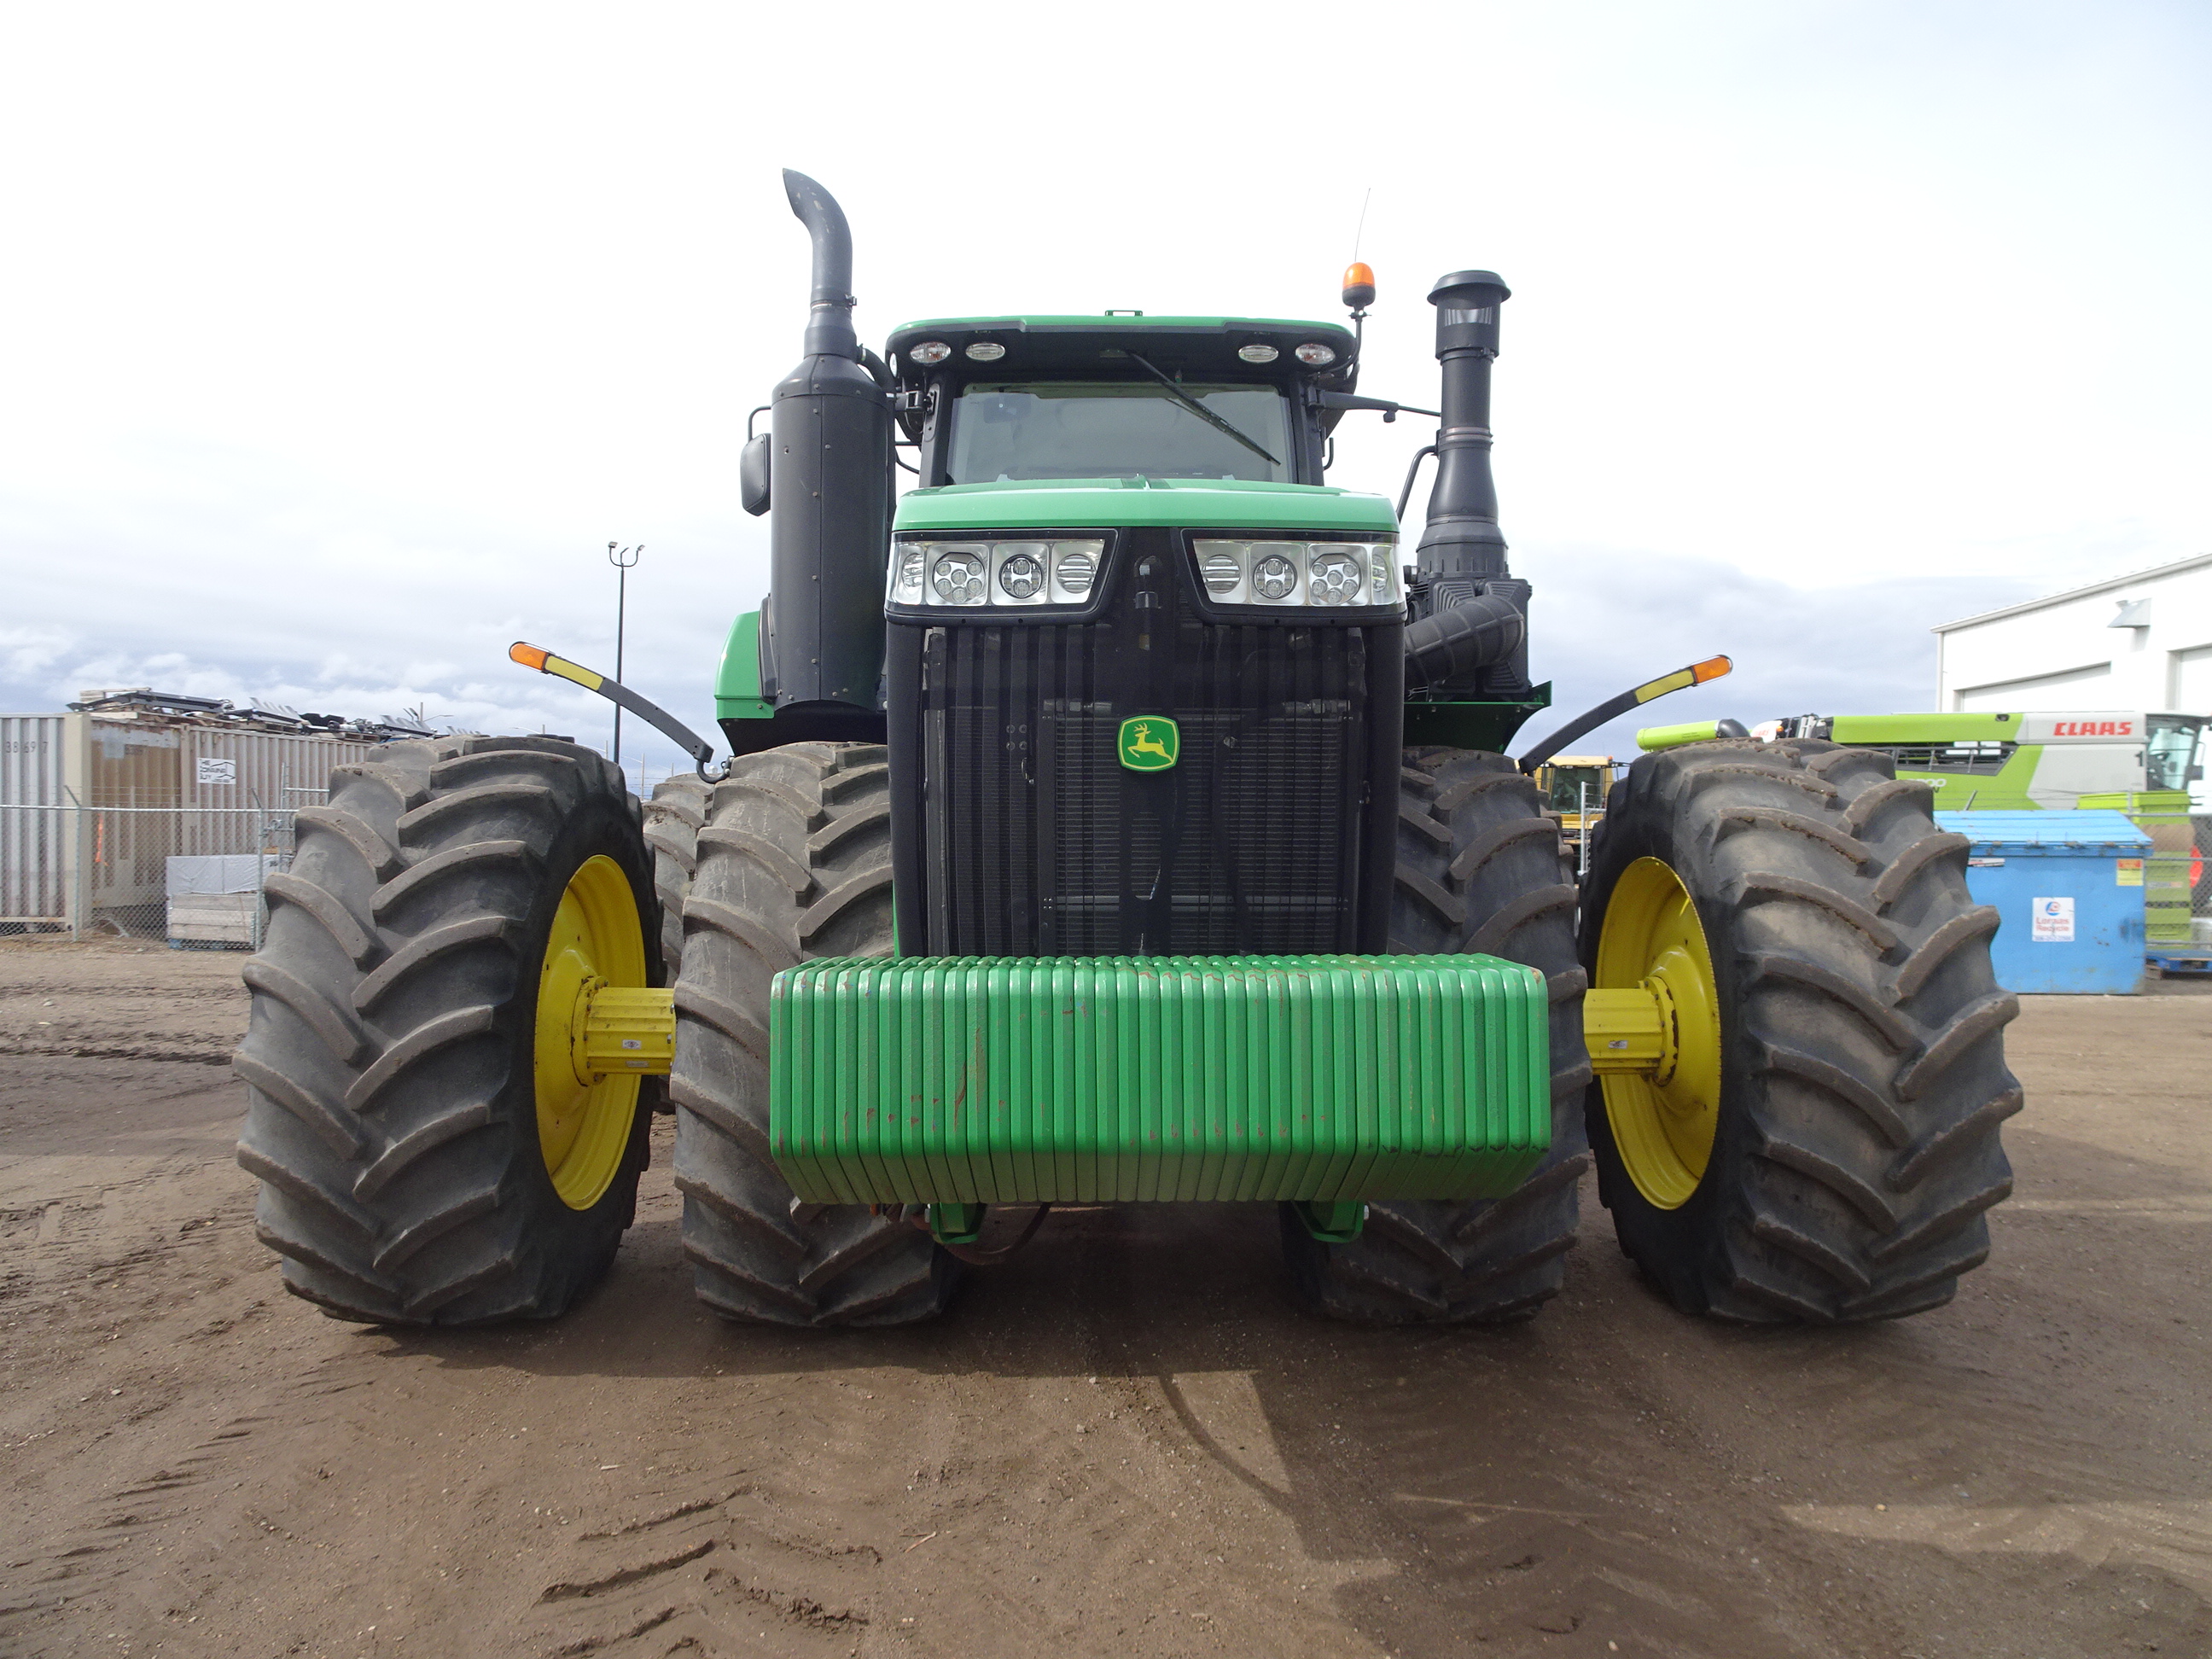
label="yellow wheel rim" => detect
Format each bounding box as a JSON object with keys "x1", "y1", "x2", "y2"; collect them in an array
[
  {"x1": 1596, "y1": 856, "x2": 1723, "y2": 1209},
  {"x1": 533, "y1": 854, "x2": 646, "y2": 1210}
]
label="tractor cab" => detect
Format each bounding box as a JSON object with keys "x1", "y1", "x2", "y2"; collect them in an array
[{"x1": 887, "y1": 316, "x2": 1360, "y2": 488}]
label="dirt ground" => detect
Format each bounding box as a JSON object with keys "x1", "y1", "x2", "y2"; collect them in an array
[{"x1": 2, "y1": 940, "x2": 2207, "y2": 1659}]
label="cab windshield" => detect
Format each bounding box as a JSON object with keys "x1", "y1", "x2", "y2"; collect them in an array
[
  {"x1": 945, "y1": 381, "x2": 1293, "y2": 485},
  {"x1": 2145, "y1": 714, "x2": 2206, "y2": 793},
  {"x1": 1543, "y1": 766, "x2": 1610, "y2": 813}
]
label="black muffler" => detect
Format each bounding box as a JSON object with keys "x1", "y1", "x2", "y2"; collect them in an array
[
  {"x1": 1405, "y1": 270, "x2": 1531, "y2": 696},
  {"x1": 758, "y1": 170, "x2": 896, "y2": 739}
]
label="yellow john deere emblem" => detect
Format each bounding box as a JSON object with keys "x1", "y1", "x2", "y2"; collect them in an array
[{"x1": 1118, "y1": 716, "x2": 1179, "y2": 771}]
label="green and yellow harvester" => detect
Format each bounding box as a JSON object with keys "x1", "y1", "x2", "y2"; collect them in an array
[{"x1": 232, "y1": 175, "x2": 2017, "y2": 1330}]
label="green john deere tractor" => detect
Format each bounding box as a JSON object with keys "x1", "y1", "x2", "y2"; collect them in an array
[{"x1": 232, "y1": 172, "x2": 2017, "y2": 1329}]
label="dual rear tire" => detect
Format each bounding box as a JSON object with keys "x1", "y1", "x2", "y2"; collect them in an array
[
  {"x1": 1580, "y1": 738, "x2": 2017, "y2": 1321},
  {"x1": 1284, "y1": 747, "x2": 1591, "y2": 1324},
  {"x1": 662, "y1": 745, "x2": 955, "y2": 1325},
  {"x1": 233, "y1": 738, "x2": 655, "y2": 1324}
]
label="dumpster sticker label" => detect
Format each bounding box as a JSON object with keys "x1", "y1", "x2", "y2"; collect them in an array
[
  {"x1": 2116, "y1": 859, "x2": 2144, "y2": 886},
  {"x1": 1969, "y1": 857, "x2": 2005, "y2": 867},
  {"x1": 195, "y1": 757, "x2": 236, "y2": 787},
  {"x1": 2031, "y1": 896, "x2": 2075, "y2": 943}
]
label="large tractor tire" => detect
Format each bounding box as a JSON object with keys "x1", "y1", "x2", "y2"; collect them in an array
[
  {"x1": 644, "y1": 772, "x2": 713, "y2": 980},
  {"x1": 1282, "y1": 747, "x2": 1592, "y2": 1324},
  {"x1": 670, "y1": 742, "x2": 956, "y2": 1325},
  {"x1": 233, "y1": 737, "x2": 657, "y2": 1324},
  {"x1": 1580, "y1": 737, "x2": 2017, "y2": 1322}
]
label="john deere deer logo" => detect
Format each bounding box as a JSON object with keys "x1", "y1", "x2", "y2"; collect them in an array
[{"x1": 1117, "y1": 716, "x2": 1179, "y2": 771}]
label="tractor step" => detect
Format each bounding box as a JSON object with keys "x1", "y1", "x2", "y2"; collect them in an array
[{"x1": 767, "y1": 954, "x2": 1551, "y2": 1206}]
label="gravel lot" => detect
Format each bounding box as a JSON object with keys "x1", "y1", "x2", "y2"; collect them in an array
[{"x1": 3, "y1": 939, "x2": 2207, "y2": 1658}]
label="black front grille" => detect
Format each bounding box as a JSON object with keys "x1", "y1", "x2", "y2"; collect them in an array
[{"x1": 918, "y1": 620, "x2": 1371, "y2": 955}]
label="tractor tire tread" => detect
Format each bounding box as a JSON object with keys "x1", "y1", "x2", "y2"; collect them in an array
[
  {"x1": 672, "y1": 742, "x2": 952, "y2": 1327},
  {"x1": 1581, "y1": 737, "x2": 2016, "y2": 1323},
  {"x1": 232, "y1": 736, "x2": 655, "y2": 1326},
  {"x1": 1288, "y1": 748, "x2": 1588, "y2": 1325}
]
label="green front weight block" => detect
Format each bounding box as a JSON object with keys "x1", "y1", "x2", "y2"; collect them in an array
[{"x1": 768, "y1": 955, "x2": 1551, "y2": 1207}]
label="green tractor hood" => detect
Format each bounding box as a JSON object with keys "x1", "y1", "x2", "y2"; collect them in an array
[{"x1": 893, "y1": 478, "x2": 1398, "y2": 535}]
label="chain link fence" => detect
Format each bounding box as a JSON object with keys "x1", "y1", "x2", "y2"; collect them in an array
[
  {"x1": 2150, "y1": 806, "x2": 2212, "y2": 963},
  {"x1": 0, "y1": 800, "x2": 300, "y2": 949}
]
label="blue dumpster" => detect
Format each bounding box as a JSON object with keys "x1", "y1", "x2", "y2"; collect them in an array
[{"x1": 1937, "y1": 811, "x2": 2152, "y2": 995}]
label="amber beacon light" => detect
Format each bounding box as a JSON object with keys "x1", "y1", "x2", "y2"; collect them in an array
[{"x1": 1342, "y1": 261, "x2": 1377, "y2": 311}]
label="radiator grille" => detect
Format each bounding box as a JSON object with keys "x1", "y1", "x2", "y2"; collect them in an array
[{"x1": 921, "y1": 622, "x2": 1369, "y2": 955}]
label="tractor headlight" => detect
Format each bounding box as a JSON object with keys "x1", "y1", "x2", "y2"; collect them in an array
[
  {"x1": 995, "y1": 545, "x2": 1046, "y2": 601},
  {"x1": 929, "y1": 547, "x2": 988, "y2": 605},
  {"x1": 891, "y1": 544, "x2": 926, "y2": 604},
  {"x1": 891, "y1": 538, "x2": 1106, "y2": 608},
  {"x1": 1308, "y1": 549, "x2": 1363, "y2": 605},
  {"x1": 1251, "y1": 550, "x2": 1300, "y2": 601},
  {"x1": 1192, "y1": 538, "x2": 1399, "y2": 608}
]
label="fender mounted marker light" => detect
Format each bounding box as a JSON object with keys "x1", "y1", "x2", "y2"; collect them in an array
[
  {"x1": 1632, "y1": 654, "x2": 1735, "y2": 705},
  {"x1": 509, "y1": 641, "x2": 602, "y2": 691},
  {"x1": 1515, "y1": 655, "x2": 1736, "y2": 773},
  {"x1": 508, "y1": 641, "x2": 722, "y2": 777}
]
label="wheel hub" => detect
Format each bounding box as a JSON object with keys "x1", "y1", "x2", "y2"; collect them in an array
[
  {"x1": 533, "y1": 855, "x2": 672, "y2": 1210},
  {"x1": 1585, "y1": 857, "x2": 1723, "y2": 1210}
]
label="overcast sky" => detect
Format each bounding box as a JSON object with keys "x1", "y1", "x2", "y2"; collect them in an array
[{"x1": 3, "y1": 1, "x2": 2206, "y2": 779}]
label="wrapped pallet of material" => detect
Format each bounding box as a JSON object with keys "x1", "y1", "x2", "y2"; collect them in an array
[{"x1": 166, "y1": 853, "x2": 285, "y2": 948}]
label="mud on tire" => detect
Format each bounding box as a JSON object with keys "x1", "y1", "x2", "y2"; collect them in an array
[
  {"x1": 1581, "y1": 738, "x2": 2018, "y2": 1322},
  {"x1": 670, "y1": 742, "x2": 955, "y2": 1325},
  {"x1": 232, "y1": 737, "x2": 656, "y2": 1325},
  {"x1": 1282, "y1": 747, "x2": 1591, "y2": 1324}
]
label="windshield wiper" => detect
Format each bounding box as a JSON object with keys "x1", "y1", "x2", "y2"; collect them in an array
[{"x1": 1122, "y1": 352, "x2": 1281, "y2": 468}]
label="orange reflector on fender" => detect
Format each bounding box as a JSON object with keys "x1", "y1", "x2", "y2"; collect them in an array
[
  {"x1": 509, "y1": 642, "x2": 550, "y2": 671},
  {"x1": 1691, "y1": 655, "x2": 1733, "y2": 684}
]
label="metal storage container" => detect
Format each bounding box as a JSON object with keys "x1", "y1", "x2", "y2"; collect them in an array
[
  {"x1": 1938, "y1": 810, "x2": 2152, "y2": 994},
  {"x1": 1, "y1": 714, "x2": 73, "y2": 925},
  {"x1": 2, "y1": 712, "x2": 382, "y2": 936}
]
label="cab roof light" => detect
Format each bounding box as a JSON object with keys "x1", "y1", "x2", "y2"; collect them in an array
[{"x1": 1342, "y1": 261, "x2": 1377, "y2": 311}]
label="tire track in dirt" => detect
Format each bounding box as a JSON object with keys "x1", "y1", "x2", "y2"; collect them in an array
[{"x1": 5, "y1": 946, "x2": 2211, "y2": 1658}]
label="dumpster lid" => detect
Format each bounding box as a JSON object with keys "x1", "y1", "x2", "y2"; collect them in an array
[{"x1": 1935, "y1": 809, "x2": 2153, "y2": 854}]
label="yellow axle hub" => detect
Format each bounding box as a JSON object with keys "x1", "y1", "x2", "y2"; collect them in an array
[
  {"x1": 1582, "y1": 984, "x2": 1675, "y2": 1078},
  {"x1": 533, "y1": 855, "x2": 672, "y2": 1211},
  {"x1": 572, "y1": 983, "x2": 676, "y2": 1080},
  {"x1": 1586, "y1": 857, "x2": 1725, "y2": 1211}
]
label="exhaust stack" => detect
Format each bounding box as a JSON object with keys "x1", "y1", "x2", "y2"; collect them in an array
[
  {"x1": 760, "y1": 170, "x2": 895, "y2": 734},
  {"x1": 1406, "y1": 271, "x2": 1531, "y2": 696}
]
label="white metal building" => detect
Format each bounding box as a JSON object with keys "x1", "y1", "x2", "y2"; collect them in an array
[{"x1": 1935, "y1": 553, "x2": 2212, "y2": 717}]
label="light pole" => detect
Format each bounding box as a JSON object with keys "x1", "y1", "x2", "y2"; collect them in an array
[{"x1": 608, "y1": 541, "x2": 642, "y2": 767}]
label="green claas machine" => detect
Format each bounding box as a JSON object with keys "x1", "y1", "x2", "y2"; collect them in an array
[
  {"x1": 1642, "y1": 709, "x2": 2210, "y2": 958},
  {"x1": 232, "y1": 173, "x2": 2017, "y2": 1330}
]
